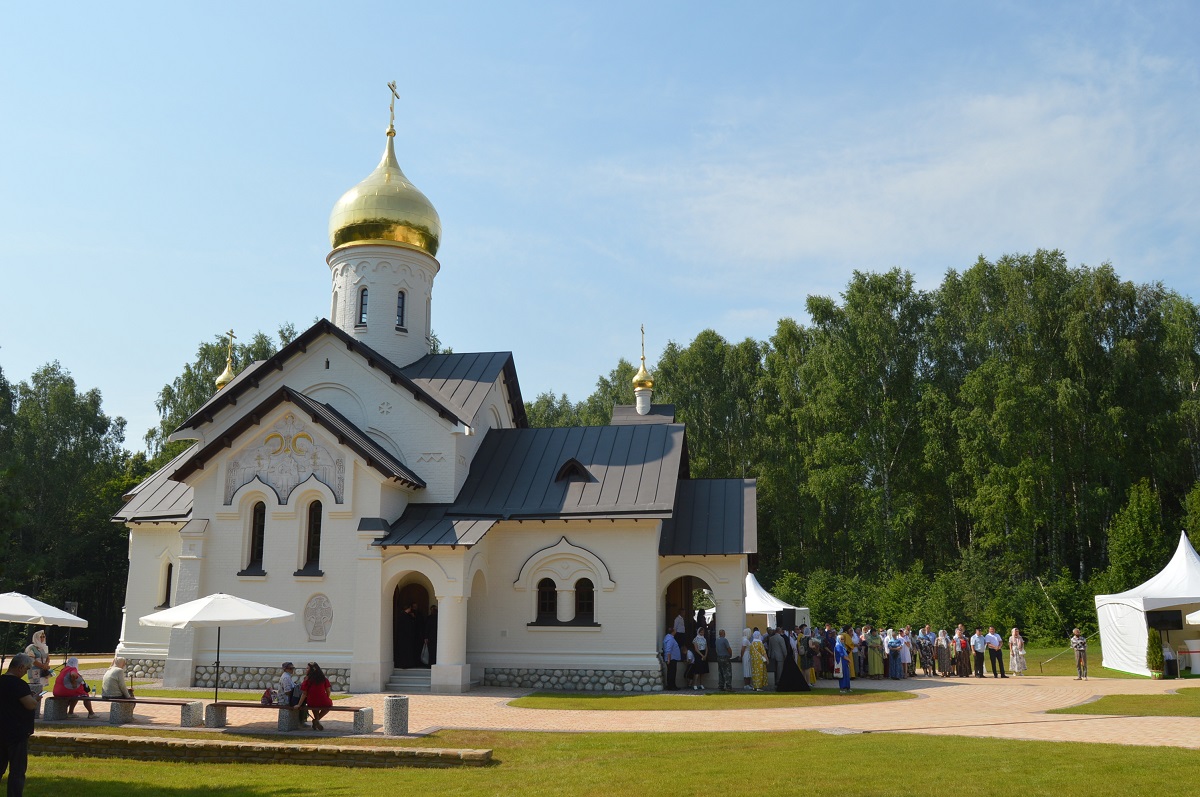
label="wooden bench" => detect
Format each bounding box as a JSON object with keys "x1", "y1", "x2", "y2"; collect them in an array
[
  {"x1": 42, "y1": 696, "x2": 203, "y2": 727},
  {"x1": 204, "y1": 700, "x2": 373, "y2": 733}
]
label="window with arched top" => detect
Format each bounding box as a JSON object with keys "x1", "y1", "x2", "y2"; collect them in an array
[
  {"x1": 240, "y1": 501, "x2": 267, "y2": 576},
  {"x1": 331, "y1": 290, "x2": 339, "y2": 325},
  {"x1": 536, "y1": 578, "x2": 557, "y2": 623},
  {"x1": 396, "y1": 290, "x2": 406, "y2": 330},
  {"x1": 357, "y1": 287, "x2": 369, "y2": 326},
  {"x1": 574, "y1": 578, "x2": 594, "y2": 623},
  {"x1": 298, "y1": 500, "x2": 323, "y2": 575}
]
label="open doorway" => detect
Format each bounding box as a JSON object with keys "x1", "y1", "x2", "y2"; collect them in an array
[{"x1": 392, "y1": 582, "x2": 431, "y2": 669}]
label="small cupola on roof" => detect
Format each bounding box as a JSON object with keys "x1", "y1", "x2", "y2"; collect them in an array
[
  {"x1": 328, "y1": 90, "x2": 441, "y2": 256},
  {"x1": 632, "y1": 325, "x2": 654, "y2": 416}
]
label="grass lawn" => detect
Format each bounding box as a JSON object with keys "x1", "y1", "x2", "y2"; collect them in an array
[
  {"x1": 509, "y1": 687, "x2": 912, "y2": 710},
  {"x1": 1049, "y1": 686, "x2": 1200, "y2": 717},
  {"x1": 26, "y1": 728, "x2": 1200, "y2": 796},
  {"x1": 1022, "y1": 644, "x2": 1144, "y2": 678}
]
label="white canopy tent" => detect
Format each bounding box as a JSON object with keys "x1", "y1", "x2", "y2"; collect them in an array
[
  {"x1": 1095, "y1": 532, "x2": 1200, "y2": 676},
  {"x1": 744, "y1": 573, "x2": 810, "y2": 630}
]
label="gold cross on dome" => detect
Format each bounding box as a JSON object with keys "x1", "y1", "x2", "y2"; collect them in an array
[
  {"x1": 224, "y1": 328, "x2": 237, "y2": 361},
  {"x1": 387, "y1": 81, "x2": 399, "y2": 128}
]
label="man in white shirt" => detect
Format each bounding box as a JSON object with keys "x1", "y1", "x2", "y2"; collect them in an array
[{"x1": 984, "y1": 626, "x2": 1007, "y2": 678}]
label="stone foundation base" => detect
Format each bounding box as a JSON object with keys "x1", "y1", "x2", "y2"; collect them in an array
[
  {"x1": 125, "y1": 658, "x2": 165, "y2": 680},
  {"x1": 192, "y1": 665, "x2": 350, "y2": 692},
  {"x1": 482, "y1": 667, "x2": 662, "y2": 692}
]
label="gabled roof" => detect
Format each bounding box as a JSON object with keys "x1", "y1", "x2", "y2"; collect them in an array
[
  {"x1": 659, "y1": 479, "x2": 757, "y2": 556},
  {"x1": 1097, "y1": 532, "x2": 1200, "y2": 608},
  {"x1": 401, "y1": 351, "x2": 527, "y2": 428},
  {"x1": 450, "y1": 424, "x2": 687, "y2": 520},
  {"x1": 171, "y1": 386, "x2": 425, "y2": 489},
  {"x1": 112, "y1": 444, "x2": 199, "y2": 523},
  {"x1": 174, "y1": 320, "x2": 526, "y2": 434},
  {"x1": 610, "y1": 404, "x2": 676, "y2": 425}
]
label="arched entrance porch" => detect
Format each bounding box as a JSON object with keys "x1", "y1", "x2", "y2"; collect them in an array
[{"x1": 391, "y1": 575, "x2": 434, "y2": 669}]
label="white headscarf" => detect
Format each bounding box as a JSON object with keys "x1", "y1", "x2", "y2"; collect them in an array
[
  {"x1": 65, "y1": 656, "x2": 79, "y2": 668},
  {"x1": 752, "y1": 630, "x2": 763, "y2": 642}
]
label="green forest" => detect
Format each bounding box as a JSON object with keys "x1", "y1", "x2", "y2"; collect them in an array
[{"x1": 3, "y1": 250, "x2": 1199, "y2": 649}]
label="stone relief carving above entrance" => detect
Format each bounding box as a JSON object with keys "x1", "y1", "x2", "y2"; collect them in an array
[{"x1": 224, "y1": 413, "x2": 345, "y2": 504}]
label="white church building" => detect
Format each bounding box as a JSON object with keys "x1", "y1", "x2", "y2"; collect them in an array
[{"x1": 113, "y1": 107, "x2": 758, "y2": 694}]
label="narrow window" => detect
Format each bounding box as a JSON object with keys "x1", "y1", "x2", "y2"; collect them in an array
[
  {"x1": 396, "y1": 291, "x2": 406, "y2": 329},
  {"x1": 158, "y1": 562, "x2": 173, "y2": 609},
  {"x1": 574, "y1": 578, "x2": 594, "y2": 623},
  {"x1": 357, "y1": 287, "x2": 369, "y2": 326},
  {"x1": 536, "y1": 578, "x2": 557, "y2": 623},
  {"x1": 243, "y1": 501, "x2": 266, "y2": 574},
  {"x1": 303, "y1": 500, "x2": 322, "y2": 573},
  {"x1": 331, "y1": 290, "x2": 339, "y2": 325}
]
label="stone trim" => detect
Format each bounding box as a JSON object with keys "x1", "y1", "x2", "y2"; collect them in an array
[
  {"x1": 192, "y1": 665, "x2": 350, "y2": 692},
  {"x1": 483, "y1": 667, "x2": 661, "y2": 692},
  {"x1": 30, "y1": 732, "x2": 491, "y2": 768},
  {"x1": 125, "y1": 658, "x2": 165, "y2": 680}
]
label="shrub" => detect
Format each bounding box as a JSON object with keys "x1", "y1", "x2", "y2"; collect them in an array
[{"x1": 1147, "y1": 627, "x2": 1164, "y2": 673}]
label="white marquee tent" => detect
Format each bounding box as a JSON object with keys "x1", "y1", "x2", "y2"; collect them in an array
[
  {"x1": 745, "y1": 573, "x2": 810, "y2": 630},
  {"x1": 1095, "y1": 531, "x2": 1200, "y2": 676}
]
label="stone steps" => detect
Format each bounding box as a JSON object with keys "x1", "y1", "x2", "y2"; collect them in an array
[{"x1": 385, "y1": 668, "x2": 431, "y2": 693}]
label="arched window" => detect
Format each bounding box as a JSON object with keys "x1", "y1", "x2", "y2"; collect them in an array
[
  {"x1": 241, "y1": 501, "x2": 266, "y2": 575},
  {"x1": 574, "y1": 578, "x2": 594, "y2": 623},
  {"x1": 536, "y1": 578, "x2": 557, "y2": 623},
  {"x1": 396, "y1": 290, "x2": 406, "y2": 329},
  {"x1": 300, "y1": 500, "x2": 323, "y2": 575},
  {"x1": 357, "y1": 287, "x2": 369, "y2": 326},
  {"x1": 158, "y1": 562, "x2": 173, "y2": 609}
]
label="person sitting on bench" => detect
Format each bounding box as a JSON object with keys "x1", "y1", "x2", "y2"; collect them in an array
[
  {"x1": 101, "y1": 657, "x2": 134, "y2": 699},
  {"x1": 296, "y1": 662, "x2": 332, "y2": 731}
]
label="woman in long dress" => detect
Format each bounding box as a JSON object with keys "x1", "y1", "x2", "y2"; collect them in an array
[
  {"x1": 749, "y1": 630, "x2": 769, "y2": 691},
  {"x1": 1009, "y1": 627, "x2": 1028, "y2": 675},
  {"x1": 886, "y1": 629, "x2": 903, "y2": 680},
  {"x1": 776, "y1": 633, "x2": 811, "y2": 692},
  {"x1": 935, "y1": 630, "x2": 952, "y2": 676},
  {"x1": 954, "y1": 629, "x2": 972, "y2": 677},
  {"x1": 690, "y1": 627, "x2": 710, "y2": 690},
  {"x1": 866, "y1": 626, "x2": 884, "y2": 679},
  {"x1": 898, "y1": 628, "x2": 913, "y2": 678},
  {"x1": 740, "y1": 628, "x2": 751, "y2": 690}
]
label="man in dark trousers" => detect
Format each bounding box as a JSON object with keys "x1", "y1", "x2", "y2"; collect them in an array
[
  {"x1": 2, "y1": 653, "x2": 41, "y2": 796},
  {"x1": 766, "y1": 627, "x2": 788, "y2": 688},
  {"x1": 662, "y1": 626, "x2": 682, "y2": 690},
  {"x1": 985, "y1": 626, "x2": 1007, "y2": 678}
]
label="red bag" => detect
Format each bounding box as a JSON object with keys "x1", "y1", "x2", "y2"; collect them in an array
[{"x1": 260, "y1": 688, "x2": 274, "y2": 705}]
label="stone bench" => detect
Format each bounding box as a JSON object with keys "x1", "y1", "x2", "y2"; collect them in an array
[
  {"x1": 96, "y1": 697, "x2": 204, "y2": 727},
  {"x1": 205, "y1": 700, "x2": 374, "y2": 733}
]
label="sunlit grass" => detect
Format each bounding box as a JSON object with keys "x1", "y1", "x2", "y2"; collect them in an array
[{"x1": 1049, "y1": 686, "x2": 1200, "y2": 718}]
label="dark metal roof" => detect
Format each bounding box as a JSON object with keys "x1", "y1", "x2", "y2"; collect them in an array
[
  {"x1": 377, "y1": 504, "x2": 498, "y2": 547},
  {"x1": 401, "y1": 351, "x2": 527, "y2": 428},
  {"x1": 170, "y1": 386, "x2": 426, "y2": 489},
  {"x1": 610, "y1": 404, "x2": 676, "y2": 425},
  {"x1": 659, "y1": 478, "x2": 758, "y2": 556},
  {"x1": 112, "y1": 444, "x2": 199, "y2": 523},
  {"x1": 174, "y1": 320, "x2": 527, "y2": 433},
  {"x1": 449, "y1": 424, "x2": 687, "y2": 519}
]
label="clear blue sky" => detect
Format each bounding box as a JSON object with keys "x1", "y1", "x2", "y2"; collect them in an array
[{"x1": 2, "y1": 1, "x2": 1198, "y2": 451}]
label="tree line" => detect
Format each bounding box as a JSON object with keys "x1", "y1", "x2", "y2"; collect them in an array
[{"x1": 527, "y1": 250, "x2": 1200, "y2": 641}]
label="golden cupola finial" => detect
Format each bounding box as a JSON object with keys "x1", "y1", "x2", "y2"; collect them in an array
[
  {"x1": 215, "y1": 328, "x2": 236, "y2": 390},
  {"x1": 327, "y1": 81, "x2": 442, "y2": 256},
  {"x1": 632, "y1": 324, "x2": 654, "y2": 390}
]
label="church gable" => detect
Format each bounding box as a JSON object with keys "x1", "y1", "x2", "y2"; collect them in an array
[{"x1": 171, "y1": 385, "x2": 426, "y2": 496}]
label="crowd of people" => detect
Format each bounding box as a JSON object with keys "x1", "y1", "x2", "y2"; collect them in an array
[{"x1": 662, "y1": 609, "x2": 1063, "y2": 693}]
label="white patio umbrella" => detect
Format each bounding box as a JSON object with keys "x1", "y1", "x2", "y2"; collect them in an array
[
  {"x1": 0, "y1": 592, "x2": 88, "y2": 668},
  {"x1": 139, "y1": 593, "x2": 294, "y2": 702}
]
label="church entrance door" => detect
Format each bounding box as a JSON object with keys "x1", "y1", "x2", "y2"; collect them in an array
[
  {"x1": 392, "y1": 583, "x2": 431, "y2": 669},
  {"x1": 665, "y1": 575, "x2": 714, "y2": 650}
]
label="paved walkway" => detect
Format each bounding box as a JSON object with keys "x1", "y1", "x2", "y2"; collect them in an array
[{"x1": 51, "y1": 673, "x2": 1200, "y2": 750}]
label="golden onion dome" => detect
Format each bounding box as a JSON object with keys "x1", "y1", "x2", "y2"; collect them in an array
[
  {"x1": 632, "y1": 357, "x2": 654, "y2": 390},
  {"x1": 215, "y1": 358, "x2": 235, "y2": 390},
  {"x1": 328, "y1": 125, "x2": 441, "y2": 256}
]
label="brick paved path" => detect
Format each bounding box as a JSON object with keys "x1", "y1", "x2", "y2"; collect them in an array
[{"x1": 55, "y1": 673, "x2": 1200, "y2": 749}]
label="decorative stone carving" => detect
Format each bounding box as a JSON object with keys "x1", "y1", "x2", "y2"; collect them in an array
[
  {"x1": 378, "y1": 401, "x2": 392, "y2": 415},
  {"x1": 304, "y1": 593, "x2": 334, "y2": 641},
  {"x1": 417, "y1": 452, "x2": 445, "y2": 463},
  {"x1": 225, "y1": 413, "x2": 344, "y2": 504}
]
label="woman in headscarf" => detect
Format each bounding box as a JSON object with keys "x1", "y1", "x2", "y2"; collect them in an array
[
  {"x1": 24, "y1": 630, "x2": 51, "y2": 693},
  {"x1": 690, "y1": 625, "x2": 710, "y2": 690},
  {"x1": 898, "y1": 627, "x2": 913, "y2": 678},
  {"x1": 749, "y1": 629, "x2": 769, "y2": 691},
  {"x1": 775, "y1": 629, "x2": 811, "y2": 692},
  {"x1": 740, "y1": 628, "x2": 752, "y2": 690},
  {"x1": 838, "y1": 625, "x2": 857, "y2": 680},
  {"x1": 1009, "y1": 627, "x2": 1028, "y2": 676},
  {"x1": 936, "y1": 630, "x2": 952, "y2": 677},
  {"x1": 52, "y1": 656, "x2": 96, "y2": 718},
  {"x1": 866, "y1": 626, "x2": 884, "y2": 679},
  {"x1": 885, "y1": 629, "x2": 903, "y2": 680},
  {"x1": 917, "y1": 628, "x2": 935, "y2": 676},
  {"x1": 954, "y1": 628, "x2": 972, "y2": 677}
]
